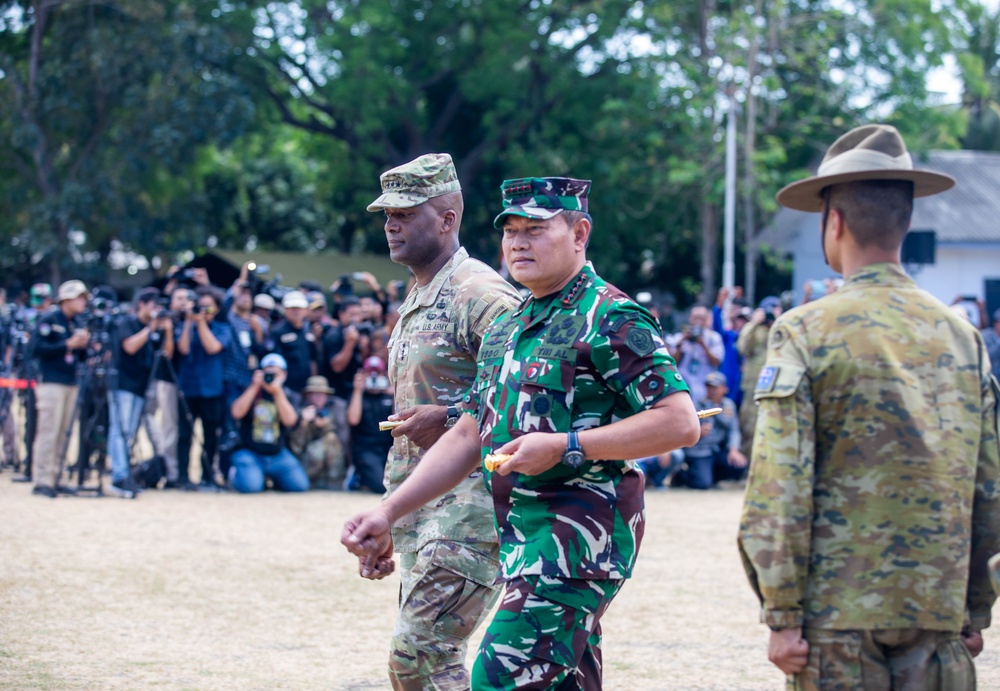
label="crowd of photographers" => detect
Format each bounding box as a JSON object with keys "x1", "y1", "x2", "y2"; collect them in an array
[
  {"x1": 7, "y1": 265, "x2": 993, "y2": 498},
  {"x1": 0, "y1": 263, "x2": 402, "y2": 499}
]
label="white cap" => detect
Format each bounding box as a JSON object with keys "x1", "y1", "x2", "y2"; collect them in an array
[
  {"x1": 56, "y1": 280, "x2": 89, "y2": 302},
  {"x1": 281, "y1": 290, "x2": 309, "y2": 309},
  {"x1": 253, "y1": 293, "x2": 276, "y2": 310}
]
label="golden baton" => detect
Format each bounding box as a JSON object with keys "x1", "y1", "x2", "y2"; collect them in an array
[
  {"x1": 378, "y1": 420, "x2": 403, "y2": 431},
  {"x1": 483, "y1": 409, "x2": 722, "y2": 472}
]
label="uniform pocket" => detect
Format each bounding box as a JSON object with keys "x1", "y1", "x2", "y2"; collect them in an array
[{"x1": 932, "y1": 635, "x2": 975, "y2": 691}]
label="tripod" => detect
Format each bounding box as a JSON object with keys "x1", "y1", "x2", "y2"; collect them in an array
[
  {"x1": 137, "y1": 329, "x2": 206, "y2": 490},
  {"x1": 54, "y1": 313, "x2": 128, "y2": 496}
]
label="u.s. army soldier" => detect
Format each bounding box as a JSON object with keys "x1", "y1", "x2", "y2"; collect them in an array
[
  {"x1": 344, "y1": 176, "x2": 700, "y2": 689},
  {"x1": 359, "y1": 153, "x2": 521, "y2": 690},
  {"x1": 739, "y1": 124, "x2": 1000, "y2": 689}
]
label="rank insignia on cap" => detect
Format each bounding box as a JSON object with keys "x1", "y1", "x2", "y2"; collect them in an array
[{"x1": 756, "y1": 366, "x2": 778, "y2": 393}]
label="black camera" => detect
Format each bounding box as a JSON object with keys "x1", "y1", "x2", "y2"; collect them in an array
[
  {"x1": 190, "y1": 304, "x2": 202, "y2": 315},
  {"x1": 687, "y1": 325, "x2": 702, "y2": 342},
  {"x1": 317, "y1": 407, "x2": 330, "y2": 419},
  {"x1": 355, "y1": 321, "x2": 375, "y2": 337},
  {"x1": 763, "y1": 310, "x2": 776, "y2": 325},
  {"x1": 263, "y1": 371, "x2": 275, "y2": 384}
]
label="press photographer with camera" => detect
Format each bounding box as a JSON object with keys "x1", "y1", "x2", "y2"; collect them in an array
[
  {"x1": 668, "y1": 304, "x2": 724, "y2": 404},
  {"x1": 105, "y1": 288, "x2": 171, "y2": 498},
  {"x1": 321, "y1": 296, "x2": 369, "y2": 460},
  {"x1": 30, "y1": 280, "x2": 90, "y2": 498},
  {"x1": 346, "y1": 356, "x2": 393, "y2": 494},
  {"x1": 267, "y1": 290, "x2": 316, "y2": 400},
  {"x1": 288, "y1": 375, "x2": 345, "y2": 490},
  {"x1": 176, "y1": 286, "x2": 231, "y2": 490},
  {"x1": 228, "y1": 353, "x2": 309, "y2": 493}
]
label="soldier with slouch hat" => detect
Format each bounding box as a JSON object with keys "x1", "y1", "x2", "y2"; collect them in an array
[
  {"x1": 738, "y1": 124, "x2": 1000, "y2": 688},
  {"x1": 344, "y1": 176, "x2": 699, "y2": 690}
]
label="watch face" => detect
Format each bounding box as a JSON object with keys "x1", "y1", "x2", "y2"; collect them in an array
[
  {"x1": 444, "y1": 416, "x2": 458, "y2": 429},
  {"x1": 562, "y1": 450, "x2": 585, "y2": 469}
]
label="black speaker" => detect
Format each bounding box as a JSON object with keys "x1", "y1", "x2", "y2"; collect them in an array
[
  {"x1": 902, "y1": 230, "x2": 935, "y2": 265},
  {"x1": 986, "y1": 279, "x2": 1000, "y2": 324}
]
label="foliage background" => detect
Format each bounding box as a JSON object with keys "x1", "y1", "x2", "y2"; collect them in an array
[{"x1": 2, "y1": 0, "x2": 998, "y2": 305}]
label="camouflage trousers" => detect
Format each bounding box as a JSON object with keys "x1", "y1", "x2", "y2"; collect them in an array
[
  {"x1": 391, "y1": 540, "x2": 501, "y2": 691},
  {"x1": 299, "y1": 432, "x2": 346, "y2": 488},
  {"x1": 794, "y1": 628, "x2": 975, "y2": 691},
  {"x1": 471, "y1": 575, "x2": 624, "y2": 691}
]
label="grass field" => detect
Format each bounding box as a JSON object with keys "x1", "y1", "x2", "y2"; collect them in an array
[{"x1": 1, "y1": 476, "x2": 998, "y2": 690}]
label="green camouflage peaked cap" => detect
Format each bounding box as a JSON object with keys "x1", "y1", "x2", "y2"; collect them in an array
[
  {"x1": 366, "y1": 153, "x2": 462, "y2": 212},
  {"x1": 493, "y1": 177, "x2": 591, "y2": 228}
]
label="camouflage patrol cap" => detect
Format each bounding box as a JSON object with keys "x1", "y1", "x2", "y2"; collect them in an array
[
  {"x1": 493, "y1": 177, "x2": 591, "y2": 228},
  {"x1": 366, "y1": 153, "x2": 462, "y2": 212}
]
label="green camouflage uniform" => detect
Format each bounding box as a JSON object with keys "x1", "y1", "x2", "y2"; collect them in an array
[
  {"x1": 739, "y1": 263, "x2": 1000, "y2": 689},
  {"x1": 371, "y1": 152, "x2": 522, "y2": 691},
  {"x1": 465, "y1": 179, "x2": 689, "y2": 689},
  {"x1": 736, "y1": 320, "x2": 769, "y2": 458}
]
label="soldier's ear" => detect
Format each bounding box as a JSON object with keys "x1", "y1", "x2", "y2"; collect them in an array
[
  {"x1": 440, "y1": 209, "x2": 458, "y2": 234},
  {"x1": 572, "y1": 217, "x2": 591, "y2": 251}
]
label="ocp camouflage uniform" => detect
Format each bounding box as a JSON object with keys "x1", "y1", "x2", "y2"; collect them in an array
[
  {"x1": 465, "y1": 260, "x2": 689, "y2": 690},
  {"x1": 736, "y1": 319, "x2": 769, "y2": 458},
  {"x1": 739, "y1": 263, "x2": 1000, "y2": 690},
  {"x1": 386, "y1": 246, "x2": 520, "y2": 690}
]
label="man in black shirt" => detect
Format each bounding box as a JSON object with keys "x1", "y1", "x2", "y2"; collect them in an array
[
  {"x1": 346, "y1": 356, "x2": 393, "y2": 493},
  {"x1": 267, "y1": 290, "x2": 316, "y2": 400},
  {"x1": 228, "y1": 353, "x2": 309, "y2": 493},
  {"x1": 30, "y1": 280, "x2": 90, "y2": 498},
  {"x1": 107, "y1": 288, "x2": 172, "y2": 497}
]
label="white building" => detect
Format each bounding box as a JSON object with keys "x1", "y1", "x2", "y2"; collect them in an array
[{"x1": 759, "y1": 149, "x2": 1000, "y2": 323}]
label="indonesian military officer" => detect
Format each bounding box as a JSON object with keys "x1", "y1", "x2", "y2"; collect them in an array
[
  {"x1": 356, "y1": 153, "x2": 521, "y2": 690},
  {"x1": 30, "y1": 280, "x2": 90, "y2": 497},
  {"x1": 344, "y1": 176, "x2": 700, "y2": 690},
  {"x1": 738, "y1": 124, "x2": 1000, "y2": 689}
]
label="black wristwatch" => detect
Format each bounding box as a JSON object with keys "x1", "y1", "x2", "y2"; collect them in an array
[
  {"x1": 444, "y1": 405, "x2": 460, "y2": 429},
  {"x1": 561, "y1": 430, "x2": 585, "y2": 469}
]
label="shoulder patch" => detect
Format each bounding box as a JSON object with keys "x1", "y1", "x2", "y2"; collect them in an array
[
  {"x1": 608, "y1": 311, "x2": 641, "y2": 334},
  {"x1": 625, "y1": 328, "x2": 655, "y2": 357},
  {"x1": 769, "y1": 325, "x2": 787, "y2": 348},
  {"x1": 755, "y1": 366, "x2": 778, "y2": 393}
]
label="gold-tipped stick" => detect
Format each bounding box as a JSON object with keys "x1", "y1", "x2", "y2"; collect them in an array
[
  {"x1": 697, "y1": 407, "x2": 723, "y2": 419},
  {"x1": 378, "y1": 420, "x2": 403, "y2": 431}
]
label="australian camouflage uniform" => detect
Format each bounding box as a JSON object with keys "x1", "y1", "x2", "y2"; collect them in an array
[
  {"x1": 463, "y1": 257, "x2": 689, "y2": 690},
  {"x1": 736, "y1": 319, "x2": 770, "y2": 458},
  {"x1": 739, "y1": 263, "x2": 1000, "y2": 689}
]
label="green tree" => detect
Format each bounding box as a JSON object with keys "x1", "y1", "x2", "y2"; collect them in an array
[{"x1": 0, "y1": 0, "x2": 254, "y2": 282}]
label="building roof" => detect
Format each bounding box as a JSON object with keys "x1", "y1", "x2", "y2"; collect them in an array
[
  {"x1": 760, "y1": 149, "x2": 1000, "y2": 250},
  {"x1": 912, "y1": 150, "x2": 1000, "y2": 243}
]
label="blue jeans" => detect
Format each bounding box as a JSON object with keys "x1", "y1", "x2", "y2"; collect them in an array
[
  {"x1": 228, "y1": 448, "x2": 309, "y2": 493},
  {"x1": 107, "y1": 389, "x2": 144, "y2": 483}
]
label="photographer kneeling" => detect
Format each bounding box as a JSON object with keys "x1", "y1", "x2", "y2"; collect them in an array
[
  {"x1": 288, "y1": 375, "x2": 346, "y2": 490},
  {"x1": 228, "y1": 353, "x2": 309, "y2": 493}
]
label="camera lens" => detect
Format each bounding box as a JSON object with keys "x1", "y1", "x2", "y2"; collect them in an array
[{"x1": 263, "y1": 372, "x2": 275, "y2": 384}]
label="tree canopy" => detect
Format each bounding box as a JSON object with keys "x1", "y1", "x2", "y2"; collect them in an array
[{"x1": 0, "y1": 0, "x2": 995, "y2": 302}]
